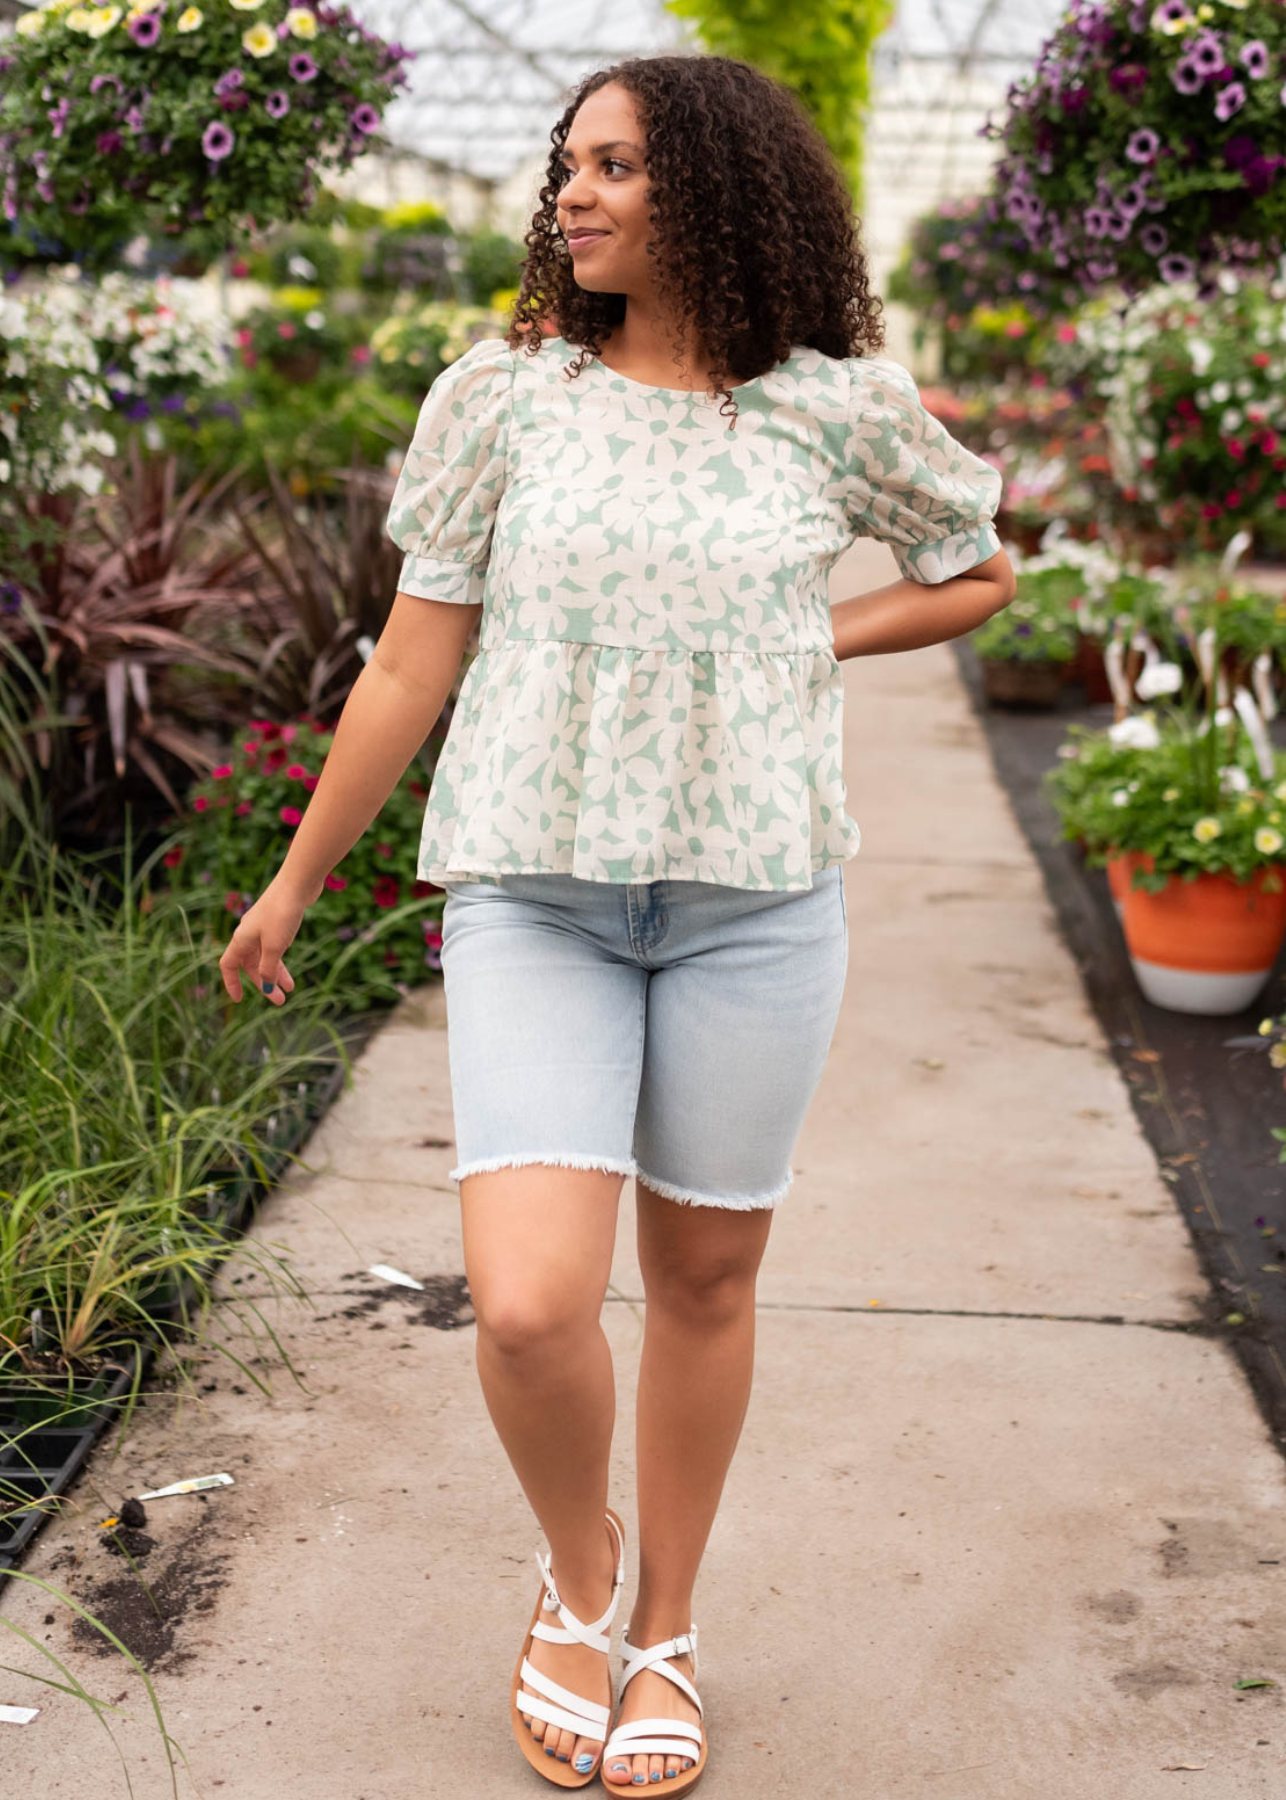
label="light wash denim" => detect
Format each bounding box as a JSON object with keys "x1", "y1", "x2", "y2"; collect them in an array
[{"x1": 438, "y1": 868, "x2": 848, "y2": 1209}]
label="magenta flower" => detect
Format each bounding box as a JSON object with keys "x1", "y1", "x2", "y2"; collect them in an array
[
  {"x1": 95, "y1": 130, "x2": 124, "y2": 155},
  {"x1": 265, "y1": 89, "x2": 290, "y2": 119},
  {"x1": 127, "y1": 12, "x2": 161, "y2": 46},
  {"x1": 1171, "y1": 59, "x2": 1203, "y2": 96},
  {"x1": 280, "y1": 805, "x2": 303, "y2": 826},
  {"x1": 47, "y1": 97, "x2": 71, "y2": 140},
  {"x1": 1188, "y1": 32, "x2": 1224, "y2": 75},
  {"x1": 202, "y1": 120, "x2": 235, "y2": 162},
  {"x1": 1239, "y1": 40, "x2": 1269, "y2": 81},
  {"x1": 1215, "y1": 81, "x2": 1246, "y2": 121},
  {"x1": 289, "y1": 52, "x2": 319, "y2": 82},
  {"x1": 351, "y1": 103, "x2": 380, "y2": 134},
  {"x1": 90, "y1": 73, "x2": 125, "y2": 95},
  {"x1": 214, "y1": 69, "x2": 245, "y2": 98}
]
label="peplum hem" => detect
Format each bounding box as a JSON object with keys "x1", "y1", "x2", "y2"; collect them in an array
[{"x1": 416, "y1": 638, "x2": 862, "y2": 893}]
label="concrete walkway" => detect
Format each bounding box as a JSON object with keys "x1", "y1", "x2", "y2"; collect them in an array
[{"x1": 4, "y1": 539, "x2": 1285, "y2": 1798}]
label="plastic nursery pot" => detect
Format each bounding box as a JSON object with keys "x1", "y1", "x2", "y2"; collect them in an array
[
  {"x1": 1104, "y1": 846, "x2": 1141, "y2": 924},
  {"x1": 1120, "y1": 854, "x2": 1286, "y2": 1015},
  {"x1": 979, "y1": 656, "x2": 1067, "y2": 708},
  {"x1": 1075, "y1": 635, "x2": 1115, "y2": 706}
]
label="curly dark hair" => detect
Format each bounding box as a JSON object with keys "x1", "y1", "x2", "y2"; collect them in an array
[{"x1": 506, "y1": 53, "x2": 886, "y2": 430}]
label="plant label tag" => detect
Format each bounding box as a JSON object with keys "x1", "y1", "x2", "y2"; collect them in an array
[{"x1": 136, "y1": 1472, "x2": 235, "y2": 1501}]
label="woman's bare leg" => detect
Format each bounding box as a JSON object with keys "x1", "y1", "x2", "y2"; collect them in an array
[
  {"x1": 461, "y1": 1163, "x2": 626, "y2": 1775},
  {"x1": 603, "y1": 1185, "x2": 774, "y2": 1785}
]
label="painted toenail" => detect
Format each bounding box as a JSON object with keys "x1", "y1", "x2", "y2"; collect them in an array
[
  {"x1": 574, "y1": 1754, "x2": 595, "y2": 1772},
  {"x1": 545, "y1": 1746, "x2": 555, "y2": 1756},
  {"x1": 651, "y1": 1775, "x2": 661, "y2": 1782},
  {"x1": 633, "y1": 1779, "x2": 646, "y2": 1786},
  {"x1": 557, "y1": 1752, "x2": 570, "y2": 1761}
]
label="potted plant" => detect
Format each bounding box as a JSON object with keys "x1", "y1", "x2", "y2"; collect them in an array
[
  {"x1": 971, "y1": 566, "x2": 1081, "y2": 705},
  {"x1": 1062, "y1": 691, "x2": 1286, "y2": 1012}
]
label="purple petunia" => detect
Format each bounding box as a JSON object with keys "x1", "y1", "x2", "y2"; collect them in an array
[
  {"x1": 1216, "y1": 81, "x2": 1246, "y2": 121},
  {"x1": 1141, "y1": 222, "x2": 1169, "y2": 255},
  {"x1": 289, "y1": 52, "x2": 319, "y2": 82},
  {"x1": 90, "y1": 73, "x2": 125, "y2": 96},
  {"x1": 351, "y1": 103, "x2": 380, "y2": 134},
  {"x1": 1171, "y1": 59, "x2": 1204, "y2": 96},
  {"x1": 1126, "y1": 127, "x2": 1159, "y2": 163},
  {"x1": 95, "y1": 130, "x2": 124, "y2": 155},
  {"x1": 1159, "y1": 253, "x2": 1196, "y2": 282},
  {"x1": 128, "y1": 13, "x2": 161, "y2": 46},
  {"x1": 265, "y1": 90, "x2": 291, "y2": 119},
  {"x1": 1083, "y1": 205, "x2": 1110, "y2": 237},
  {"x1": 1188, "y1": 32, "x2": 1224, "y2": 75},
  {"x1": 1239, "y1": 39, "x2": 1270, "y2": 81},
  {"x1": 214, "y1": 69, "x2": 245, "y2": 98},
  {"x1": 202, "y1": 120, "x2": 235, "y2": 162}
]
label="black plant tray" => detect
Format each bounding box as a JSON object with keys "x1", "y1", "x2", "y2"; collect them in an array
[{"x1": 0, "y1": 1035, "x2": 361, "y2": 1593}]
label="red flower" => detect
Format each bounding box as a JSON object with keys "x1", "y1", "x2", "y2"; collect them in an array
[
  {"x1": 1225, "y1": 490, "x2": 1243, "y2": 507},
  {"x1": 1253, "y1": 351, "x2": 1272, "y2": 367},
  {"x1": 280, "y1": 805, "x2": 303, "y2": 826},
  {"x1": 277, "y1": 321, "x2": 297, "y2": 340},
  {"x1": 211, "y1": 763, "x2": 233, "y2": 779},
  {"x1": 265, "y1": 746, "x2": 288, "y2": 770},
  {"x1": 248, "y1": 718, "x2": 277, "y2": 733},
  {"x1": 324, "y1": 872, "x2": 348, "y2": 890},
  {"x1": 1226, "y1": 439, "x2": 1245, "y2": 460},
  {"x1": 303, "y1": 774, "x2": 319, "y2": 791},
  {"x1": 163, "y1": 846, "x2": 184, "y2": 867},
  {"x1": 411, "y1": 880, "x2": 435, "y2": 898},
  {"x1": 280, "y1": 724, "x2": 298, "y2": 743},
  {"x1": 286, "y1": 762, "x2": 307, "y2": 779},
  {"x1": 372, "y1": 875, "x2": 400, "y2": 908},
  {"x1": 236, "y1": 327, "x2": 253, "y2": 347},
  {"x1": 243, "y1": 739, "x2": 259, "y2": 757},
  {"x1": 375, "y1": 842, "x2": 392, "y2": 858},
  {"x1": 1200, "y1": 501, "x2": 1223, "y2": 519},
  {"x1": 1261, "y1": 430, "x2": 1279, "y2": 455},
  {"x1": 235, "y1": 801, "x2": 252, "y2": 816},
  {"x1": 193, "y1": 795, "x2": 210, "y2": 812},
  {"x1": 224, "y1": 891, "x2": 244, "y2": 912}
]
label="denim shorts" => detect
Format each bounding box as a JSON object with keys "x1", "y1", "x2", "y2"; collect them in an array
[{"x1": 438, "y1": 867, "x2": 848, "y2": 1210}]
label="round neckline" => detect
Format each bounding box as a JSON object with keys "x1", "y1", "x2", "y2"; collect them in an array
[{"x1": 556, "y1": 335, "x2": 792, "y2": 398}]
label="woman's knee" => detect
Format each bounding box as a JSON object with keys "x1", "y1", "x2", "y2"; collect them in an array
[
  {"x1": 474, "y1": 1284, "x2": 599, "y2": 1359},
  {"x1": 643, "y1": 1254, "x2": 760, "y2": 1326}
]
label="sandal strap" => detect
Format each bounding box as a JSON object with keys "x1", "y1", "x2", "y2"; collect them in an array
[
  {"x1": 518, "y1": 1656, "x2": 612, "y2": 1730},
  {"x1": 530, "y1": 1512, "x2": 626, "y2": 1653},
  {"x1": 604, "y1": 1718, "x2": 704, "y2": 1759},
  {"x1": 619, "y1": 1626, "x2": 702, "y2": 1715},
  {"x1": 518, "y1": 1690, "x2": 609, "y2": 1743}
]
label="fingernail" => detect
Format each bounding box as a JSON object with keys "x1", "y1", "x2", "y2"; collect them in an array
[
  {"x1": 261, "y1": 980, "x2": 274, "y2": 994},
  {"x1": 574, "y1": 1754, "x2": 595, "y2": 1772}
]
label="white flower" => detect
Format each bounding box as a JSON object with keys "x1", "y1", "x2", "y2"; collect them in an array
[
  {"x1": 1111, "y1": 787, "x2": 1132, "y2": 807},
  {"x1": 1109, "y1": 713, "x2": 1161, "y2": 749},
  {"x1": 1134, "y1": 660, "x2": 1182, "y2": 700},
  {"x1": 1193, "y1": 816, "x2": 1223, "y2": 843},
  {"x1": 1209, "y1": 379, "x2": 1232, "y2": 404},
  {"x1": 1219, "y1": 765, "x2": 1250, "y2": 794},
  {"x1": 1257, "y1": 827, "x2": 1284, "y2": 856}
]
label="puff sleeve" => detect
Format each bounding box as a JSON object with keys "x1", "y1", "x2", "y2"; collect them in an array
[
  {"x1": 844, "y1": 355, "x2": 1004, "y2": 585},
  {"x1": 385, "y1": 336, "x2": 514, "y2": 604}
]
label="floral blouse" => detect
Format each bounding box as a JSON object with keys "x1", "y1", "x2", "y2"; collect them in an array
[{"x1": 384, "y1": 333, "x2": 1002, "y2": 892}]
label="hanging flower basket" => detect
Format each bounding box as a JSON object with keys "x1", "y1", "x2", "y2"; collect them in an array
[
  {"x1": 984, "y1": 0, "x2": 1286, "y2": 299},
  {"x1": 0, "y1": 0, "x2": 413, "y2": 272}
]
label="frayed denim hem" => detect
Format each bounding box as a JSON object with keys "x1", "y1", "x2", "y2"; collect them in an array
[
  {"x1": 635, "y1": 1166, "x2": 794, "y2": 1211},
  {"x1": 450, "y1": 1151, "x2": 639, "y2": 1183}
]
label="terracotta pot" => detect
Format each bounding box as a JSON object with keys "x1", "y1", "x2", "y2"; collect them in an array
[
  {"x1": 979, "y1": 656, "x2": 1066, "y2": 707},
  {"x1": 1120, "y1": 853, "x2": 1286, "y2": 1014}
]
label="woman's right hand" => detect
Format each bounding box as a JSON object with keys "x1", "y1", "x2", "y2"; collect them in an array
[{"x1": 218, "y1": 874, "x2": 318, "y2": 1006}]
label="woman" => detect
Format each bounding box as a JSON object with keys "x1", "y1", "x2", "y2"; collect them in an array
[{"x1": 219, "y1": 52, "x2": 1014, "y2": 1796}]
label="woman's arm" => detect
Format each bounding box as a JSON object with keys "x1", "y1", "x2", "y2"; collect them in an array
[{"x1": 830, "y1": 547, "x2": 1016, "y2": 662}]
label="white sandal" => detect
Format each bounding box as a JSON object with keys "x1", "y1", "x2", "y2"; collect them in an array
[
  {"x1": 600, "y1": 1621, "x2": 707, "y2": 1793},
  {"x1": 511, "y1": 1507, "x2": 627, "y2": 1787}
]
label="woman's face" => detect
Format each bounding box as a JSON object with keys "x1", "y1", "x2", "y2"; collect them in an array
[{"x1": 554, "y1": 82, "x2": 654, "y2": 298}]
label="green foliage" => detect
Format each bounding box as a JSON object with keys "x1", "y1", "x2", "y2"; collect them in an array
[
  {"x1": 664, "y1": 0, "x2": 894, "y2": 205},
  {"x1": 461, "y1": 230, "x2": 527, "y2": 307}
]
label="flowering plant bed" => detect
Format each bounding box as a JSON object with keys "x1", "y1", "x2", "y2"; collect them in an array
[
  {"x1": 0, "y1": 0, "x2": 412, "y2": 270},
  {"x1": 1045, "y1": 275, "x2": 1286, "y2": 555},
  {"x1": 986, "y1": 0, "x2": 1286, "y2": 297},
  {"x1": 163, "y1": 713, "x2": 449, "y2": 998}
]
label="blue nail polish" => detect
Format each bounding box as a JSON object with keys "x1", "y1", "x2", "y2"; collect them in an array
[
  {"x1": 261, "y1": 980, "x2": 274, "y2": 994},
  {"x1": 633, "y1": 1779, "x2": 646, "y2": 1787},
  {"x1": 651, "y1": 1775, "x2": 662, "y2": 1782},
  {"x1": 574, "y1": 1754, "x2": 595, "y2": 1772},
  {"x1": 545, "y1": 1746, "x2": 555, "y2": 1756}
]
